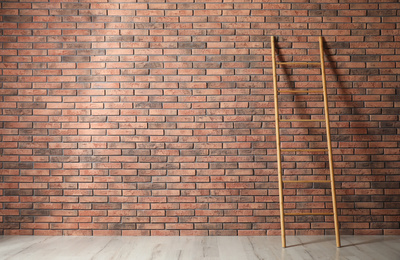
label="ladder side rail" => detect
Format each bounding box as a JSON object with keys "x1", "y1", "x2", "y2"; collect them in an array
[
  {"x1": 319, "y1": 36, "x2": 341, "y2": 248},
  {"x1": 271, "y1": 36, "x2": 286, "y2": 248}
]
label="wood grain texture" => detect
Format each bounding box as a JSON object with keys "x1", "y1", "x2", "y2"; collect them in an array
[{"x1": 0, "y1": 236, "x2": 399, "y2": 260}]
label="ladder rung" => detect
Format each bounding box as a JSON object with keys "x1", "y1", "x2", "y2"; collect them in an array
[
  {"x1": 280, "y1": 119, "x2": 325, "y2": 122},
  {"x1": 281, "y1": 149, "x2": 328, "y2": 152},
  {"x1": 276, "y1": 62, "x2": 321, "y2": 65},
  {"x1": 278, "y1": 89, "x2": 323, "y2": 94},
  {"x1": 284, "y1": 212, "x2": 334, "y2": 216},
  {"x1": 283, "y1": 180, "x2": 331, "y2": 183}
]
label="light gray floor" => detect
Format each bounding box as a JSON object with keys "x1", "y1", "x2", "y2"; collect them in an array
[{"x1": 0, "y1": 235, "x2": 399, "y2": 260}]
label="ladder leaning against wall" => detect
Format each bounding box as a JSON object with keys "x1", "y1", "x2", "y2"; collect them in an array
[{"x1": 270, "y1": 36, "x2": 340, "y2": 248}]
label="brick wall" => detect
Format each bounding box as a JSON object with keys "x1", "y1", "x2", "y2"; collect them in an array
[{"x1": 1, "y1": 0, "x2": 399, "y2": 236}]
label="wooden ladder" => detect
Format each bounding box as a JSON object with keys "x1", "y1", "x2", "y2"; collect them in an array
[{"x1": 270, "y1": 36, "x2": 340, "y2": 248}]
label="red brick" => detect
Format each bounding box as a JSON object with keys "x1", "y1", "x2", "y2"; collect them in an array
[{"x1": 1, "y1": 1, "x2": 398, "y2": 236}]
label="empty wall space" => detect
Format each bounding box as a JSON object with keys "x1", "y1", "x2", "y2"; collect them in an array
[{"x1": 0, "y1": 1, "x2": 399, "y2": 236}]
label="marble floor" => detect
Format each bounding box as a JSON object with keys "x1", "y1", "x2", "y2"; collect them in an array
[{"x1": 0, "y1": 235, "x2": 399, "y2": 260}]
